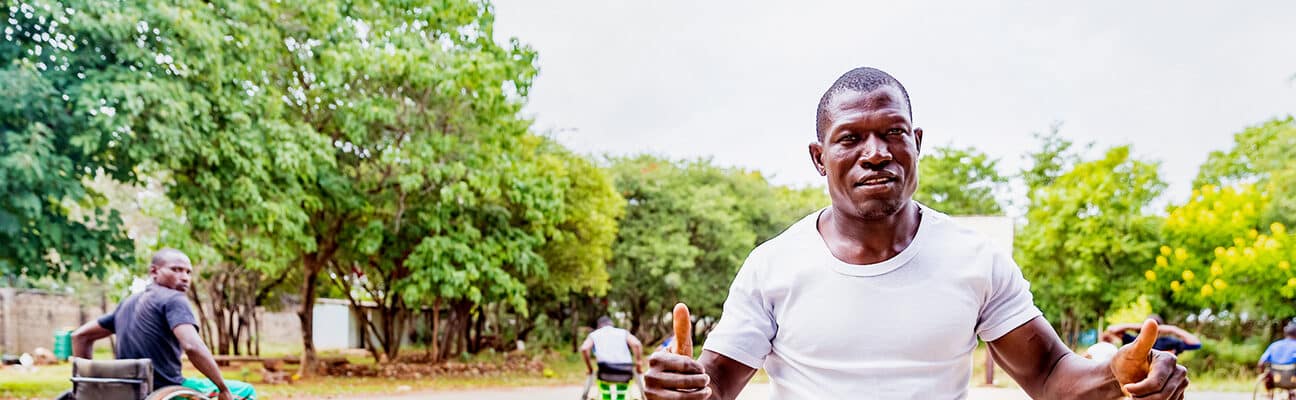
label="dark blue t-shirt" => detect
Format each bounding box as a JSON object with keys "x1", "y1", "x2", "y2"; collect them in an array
[
  {"x1": 98, "y1": 284, "x2": 198, "y2": 387},
  {"x1": 1122, "y1": 332, "x2": 1202, "y2": 355}
]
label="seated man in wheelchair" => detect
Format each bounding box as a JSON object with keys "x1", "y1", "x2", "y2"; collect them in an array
[
  {"x1": 1259, "y1": 320, "x2": 1296, "y2": 391},
  {"x1": 71, "y1": 249, "x2": 255, "y2": 400},
  {"x1": 580, "y1": 316, "x2": 645, "y2": 399}
]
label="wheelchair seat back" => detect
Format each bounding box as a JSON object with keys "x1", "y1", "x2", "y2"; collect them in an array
[
  {"x1": 1273, "y1": 363, "x2": 1296, "y2": 389},
  {"x1": 70, "y1": 357, "x2": 154, "y2": 400}
]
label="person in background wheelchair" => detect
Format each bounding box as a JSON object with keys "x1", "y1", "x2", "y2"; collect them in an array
[
  {"x1": 1260, "y1": 320, "x2": 1296, "y2": 394},
  {"x1": 71, "y1": 249, "x2": 255, "y2": 400},
  {"x1": 580, "y1": 316, "x2": 645, "y2": 400}
]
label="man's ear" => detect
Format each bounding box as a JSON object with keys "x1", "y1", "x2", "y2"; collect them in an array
[
  {"x1": 808, "y1": 141, "x2": 827, "y2": 176},
  {"x1": 914, "y1": 127, "x2": 924, "y2": 154}
]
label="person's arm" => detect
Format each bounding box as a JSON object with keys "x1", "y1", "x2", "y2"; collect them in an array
[
  {"x1": 989, "y1": 317, "x2": 1188, "y2": 400},
  {"x1": 174, "y1": 324, "x2": 231, "y2": 398},
  {"x1": 580, "y1": 336, "x2": 595, "y2": 375},
  {"x1": 645, "y1": 350, "x2": 756, "y2": 400},
  {"x1": 627, "y1": 334, "x2": 645, "y2": 373},
  {"x1": 71, "y1": 320, "x2": 113, "y2": 359},
  {"x1": 1159, "y1": 325, "x2": 1202, "y2": 348}
]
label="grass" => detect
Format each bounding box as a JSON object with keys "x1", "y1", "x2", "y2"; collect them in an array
[{"x1": 0, "y1": 346, "x2": 1263, "y2": 399}]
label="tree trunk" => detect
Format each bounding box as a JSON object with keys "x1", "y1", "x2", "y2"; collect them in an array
[
  {"x1": 571, "y1": 302, "x2": 580, "y2": 353},
  {"x1": 430, "y1": 297, "x2": 441, "y2": 362},
  {"x1": 297, "y1": 259, "x2": 322, "y2": 376}
]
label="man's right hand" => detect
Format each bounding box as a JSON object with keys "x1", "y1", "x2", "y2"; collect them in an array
[
  {"x1": 216, "y1": 389, "x2": 234, "y2": 400},
  {"x1": 644, "y1": 351, "x2": 712, "y2": 400}
]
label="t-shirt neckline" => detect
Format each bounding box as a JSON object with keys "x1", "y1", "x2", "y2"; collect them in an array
[{"x1": 811, "y1": 203, "x2": 932, "y2": 277}]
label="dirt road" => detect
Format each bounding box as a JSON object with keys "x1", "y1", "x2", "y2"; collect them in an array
[{"x1": 345, "y1": 383, "x2": 1249, "y2": 400}]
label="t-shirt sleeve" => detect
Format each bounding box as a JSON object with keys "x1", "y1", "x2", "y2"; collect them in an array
[
  {"x1": 1262, "y1": 344, "x2": 1276, "y2": 364},
  {"x1": 97, "y1": 313, "x2": 116, "y2": 333},
  {"x1": 164, "y1": 293, "x2": 199, "y2": 330},
  {"x1": 976, "y1": 250, "x2": 1044, "y2": 342},
  {"x1": 702, "y1": 252, "x2": 775, "y2": 369}
]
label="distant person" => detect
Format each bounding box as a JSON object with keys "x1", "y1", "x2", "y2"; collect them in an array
[
  {"x1": 1085, "y1": 331, "x2": 1122, "y2": 362},
  {"x1": 1259, "y1": 320, "x2": 1296, "y2": 391},
  {"x1": 1106, "y1": 314, "x2": 1202, "y2": 355},
  {"x1": 71, "y1": 249, "x2": 254, "y2": 400},
  {"x1": 580, "y1": 316, "x2": 644, "y2": 399}
]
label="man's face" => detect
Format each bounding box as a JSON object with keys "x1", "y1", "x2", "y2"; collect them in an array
[
  {"x1": 150, "y1": 257, "x2": 193, "y2": 292},
  {"x1": 809, "y1": 86, "x2": 922, "y2": 220}
]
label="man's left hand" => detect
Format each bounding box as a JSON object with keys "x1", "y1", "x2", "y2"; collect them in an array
[
  {"x1": 1110, "y1": 319, "x2": 1189, "y2": 399},
  {"x1": 216, "y1": 389, "x2": 234, "y2": 400}
]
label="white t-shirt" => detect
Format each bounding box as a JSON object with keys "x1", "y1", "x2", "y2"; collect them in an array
[
  {"x1": 590, "y1": 326, "x2": 634, "y2": 364},
  {"x1": 703, "y1": 206, "x2": 1042, "y2": 399}
]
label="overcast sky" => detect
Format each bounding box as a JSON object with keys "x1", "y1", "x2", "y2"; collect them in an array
[{"x1": 492, "y1": 0, "x2": 1296, "y2": 213}]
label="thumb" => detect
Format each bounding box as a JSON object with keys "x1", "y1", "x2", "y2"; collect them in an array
[
  {"x1": 673, "y1": 303, "x2": 693, "y2": 357},
  {"x1": 1111, "y1": 319, "x2": 1159, "y2": 384}
]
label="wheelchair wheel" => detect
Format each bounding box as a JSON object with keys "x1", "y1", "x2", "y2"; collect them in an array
[
  {"x1": 144, "y1": 386, "x2": 210, "y2": 400},
  {"x1": 53, "y1": 390, "x2": 72, "y2": 400}
]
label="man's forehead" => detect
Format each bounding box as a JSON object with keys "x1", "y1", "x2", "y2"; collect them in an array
[
  {"x1": 827, "y1": 86, "x2": 910, "y2": 117},
  {"x1": 151, "y1": 250, "x2": 191, "y2": 268}
]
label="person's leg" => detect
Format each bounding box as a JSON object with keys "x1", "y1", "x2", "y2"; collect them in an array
[{"x1": 181, "y1": 378, "x2": 257, "y2": 399}]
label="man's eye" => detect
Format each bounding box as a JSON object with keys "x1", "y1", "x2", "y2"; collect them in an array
[
  {"x1": 839, "y1": 134, "x2": 858, "y2": 143},
  {"x1": 887, "y1": 128, "x2": 906, "y2": 136}
]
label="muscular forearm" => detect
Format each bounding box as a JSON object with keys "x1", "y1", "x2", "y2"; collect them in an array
[
  {"x1": 186, "y1": 347, "x2": 228, "y2": 392},
  {"x1": 72, "y1": 337, "x2": 93, "y2": 359},
  {"x1": 1040, "y1": 354, "x2": 1123, "y2": 399}
]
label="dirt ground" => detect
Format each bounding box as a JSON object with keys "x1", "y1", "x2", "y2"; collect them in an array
[{"x1": 329, "y1": 383, "x2": 1253, "y2": 400}]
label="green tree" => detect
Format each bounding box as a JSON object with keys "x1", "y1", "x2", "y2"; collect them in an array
[
  {"x1": 1016, "y1": 145, "x2": 1165, "y2": 344},
  {"x1": 1148, "y1": 184, "x2": 1296, "y2": 323},
  {"x1": 18, "y1": 0, "x2": 550, "y2": 370},
  {"x1": 1194, "y1": 117, "x2": 1296, "y2": 227},
  {"x1": 915, "y1": 145, "x2": 1007, "y2": 215},
  {"x1": 0, "y1": 2, "x2": 140, "y2": 282},
  {"x1": 606, "y1": 156, "x2": 825, "y2": 345}
]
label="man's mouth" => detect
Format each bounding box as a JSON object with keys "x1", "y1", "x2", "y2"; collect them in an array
[{"x1": 855, "y1": 176, "x2": 896, "y2": 187}]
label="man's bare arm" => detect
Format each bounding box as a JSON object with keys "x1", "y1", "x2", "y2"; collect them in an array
[
  {"x1": 989, "y1": 317, "x2": 1122, "y2": 399},
  {"x1": 989, "y1": 317, "x2": 1187, "y2": 400},
  {"x1": 71, "y1": 321, "x2": 112, "y2": 359},
  {"x1": 580, "y1": 337, "x2": 595, "y2": 374},
  {"x1": 627, "y1": 334, "x2": 645, "y2": 372},
  {"x1": 173, "y1": 324, "x2": 229, "y2": 394},
  {"x1": 1159, "y1": 325, "x2": 1202, "y2": 346}
]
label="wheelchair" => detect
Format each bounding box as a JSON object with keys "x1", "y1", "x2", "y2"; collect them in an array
[
  {"x1": 1255, "y1": 364, "x2": 1296, "y2": 400},
  {"x1": 582, "y1": 362, "x2": 645, "y2": 400},
  {"x1": 55, "y1": 358, "x2": 210, "y2": 400}
]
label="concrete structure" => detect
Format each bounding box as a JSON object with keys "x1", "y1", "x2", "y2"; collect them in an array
[
  {"x1": 313, "y1": 298, "x2": 365, "y2": 350},
  {"x1": 0, "y1": 288, "x2": 96, "y2": 355}
]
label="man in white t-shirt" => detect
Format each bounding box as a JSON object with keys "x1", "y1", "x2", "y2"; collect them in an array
[{"x1": 642, "y1": 67, "x2": 1189, "y2": 400}]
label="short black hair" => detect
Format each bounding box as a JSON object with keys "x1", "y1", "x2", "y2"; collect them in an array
[
  {"x1": 815, "y1": 67, "x2": 912, "y2": 141},
  {"x1": 596, "y1": 316, "x2": 612, "y2": 327},
  {"x1": 1285, "y1": 319, "x2": 1296, "y2": 338}
]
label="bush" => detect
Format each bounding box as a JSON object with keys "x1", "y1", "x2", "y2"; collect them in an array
[{"x1": 1179, "y1": 337, "x2": 1268, "y2": 378}]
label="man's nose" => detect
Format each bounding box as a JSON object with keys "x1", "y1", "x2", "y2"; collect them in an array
[{"x1": 859, "y1": 135, "x2": 893, "y2": 166}]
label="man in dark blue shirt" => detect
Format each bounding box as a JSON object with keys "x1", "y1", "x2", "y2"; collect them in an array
[
  {"x1": 71, "y1": 249, "x2": 237, "y2": 400},
  {"x1": 1107, "y1": 314, "x2": 1203, "y2": 355}
]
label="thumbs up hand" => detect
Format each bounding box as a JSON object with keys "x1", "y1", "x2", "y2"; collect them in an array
[
  {"x1": 645, "y1": 303, "x2": 711, "y2": 400},
  {"x1": 1109, "y1": 319, "x2": 1189, "y2": 399},
  {"x1": 673, "y1": 303, "x2": 694, "y2": 357}
]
